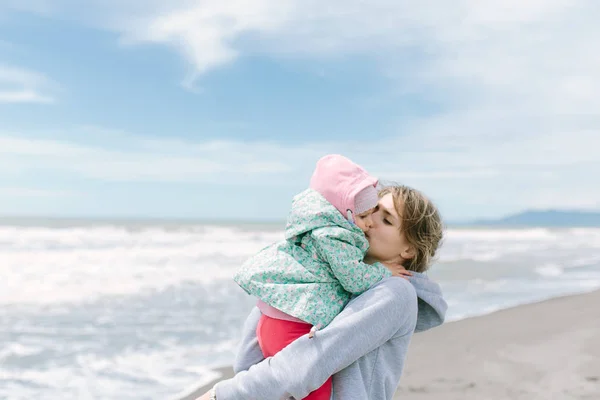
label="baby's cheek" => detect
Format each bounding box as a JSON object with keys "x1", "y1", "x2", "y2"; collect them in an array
[{"x1": 355, "y1": 219, "x2": 368, "y2": 232}]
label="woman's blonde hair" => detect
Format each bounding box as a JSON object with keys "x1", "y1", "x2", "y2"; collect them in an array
[{"x1": 379, "y1": 185, "x2": 444, "y2": 273}]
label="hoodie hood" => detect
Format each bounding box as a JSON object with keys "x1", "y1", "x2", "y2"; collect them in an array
[
  {"x1": 284, "y1": 189, "x2": 361, "y2": 240},
  {"x1": 408, "y1": 272, "x2": 447, "y2": 332}
]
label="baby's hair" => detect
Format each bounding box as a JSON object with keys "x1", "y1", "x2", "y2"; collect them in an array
[{"x1": 379, "y1": 185, "x2": 444, "y2": 273}]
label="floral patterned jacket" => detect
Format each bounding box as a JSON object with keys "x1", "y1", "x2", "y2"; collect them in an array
[{"x1": 233, "y1": 188, "x2": 391, "y2": 328}]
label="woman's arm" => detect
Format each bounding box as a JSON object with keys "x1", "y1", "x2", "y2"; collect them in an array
[
  {"x1": 232, "y1": 307, "x2": 263, "y2": 373},
  {"x1": 211, "y1": 277, "x2": 418, "y2": 400}
]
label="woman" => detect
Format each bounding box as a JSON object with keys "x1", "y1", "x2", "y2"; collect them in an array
[{"x1": 197, "y1": 185, "x2": 447, "y2": 400}]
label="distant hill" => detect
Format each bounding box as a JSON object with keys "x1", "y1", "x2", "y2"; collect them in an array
[{"x1": 464, "y1": 210, "x2": 600, "y2": 227}]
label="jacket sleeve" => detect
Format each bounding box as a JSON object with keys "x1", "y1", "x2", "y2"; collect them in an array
[
  {"x1": 232, "y1": 307, "x2": 264, "y2": 374},
  {"x1": 215, "y1": 277, "x2": 418, "y2": 400},
  {"x1": 311, "y1": 227, "x2": 392, "y2": 294}
]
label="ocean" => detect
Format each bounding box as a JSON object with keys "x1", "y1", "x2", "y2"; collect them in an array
[{"x1": 1, "y1": 220, "x2": 600, "y2": 399}]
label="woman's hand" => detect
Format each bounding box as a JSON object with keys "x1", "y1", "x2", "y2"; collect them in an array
[{"x1": 381, "y1": 261, "x2": 412, "y2": 279}]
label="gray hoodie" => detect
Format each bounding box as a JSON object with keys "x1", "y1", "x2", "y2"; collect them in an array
[{"x1": 215, "y1": 273, "x2": 447, "y2": 399}]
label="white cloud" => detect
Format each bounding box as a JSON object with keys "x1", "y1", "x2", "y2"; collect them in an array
[
  {"x1": 0, "y1": 90, "x2": 53, "y2": 103},
  {"x1": 0, "y1": 129, "x2": 299, "y2": 184},
  {"x1": 0, "y1": 187, "x2": 74, "y2": 197},
  {"x1": 1, "y1": 1, "x2": 599, "y2": 216},
  {"x1": 376, "y1": 169, "x2": 502, "y2": 181},
  {"x1": 118, "y1": 0, "x2": 293, "y2": 89},
  {"x1": 6, "y1": 1, "x2": 600, "y2": 102},
  {"x1": 6, "y1": 0, "x2": 599, "y2": 121},
  {"x1": 0, "y1": 125, "x2": 597, "y2": 215},
  {"x1": 0, "y1": 0, "x2": 55, "y2": 14},
  {"x1": 0, "y1": 65, "x2": 57, "y2": 104},
  {"x1": 0, "y1": 123, "x2": 600, "y2": 192}
]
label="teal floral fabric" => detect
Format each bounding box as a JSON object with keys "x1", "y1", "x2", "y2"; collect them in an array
[{"x1": 234, "y1": 189, "x2": 391, "y2": 328}]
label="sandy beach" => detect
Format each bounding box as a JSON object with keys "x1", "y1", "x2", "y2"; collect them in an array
[{"x1": 180, "y1": 289, "x2": 600, "y2": 400}]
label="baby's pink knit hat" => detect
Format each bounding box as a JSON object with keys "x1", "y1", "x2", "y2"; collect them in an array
[{"x1": 309, "y1": 154, "x2": 379, "y2": 221}]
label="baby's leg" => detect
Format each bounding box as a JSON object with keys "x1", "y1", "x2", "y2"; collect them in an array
[{"x1": 256, "y1": 314, "x2": 333, "y2": 400}]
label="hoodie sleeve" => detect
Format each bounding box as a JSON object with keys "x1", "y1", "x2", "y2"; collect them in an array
[
  {"x1": 215, "y1": 277, "x2": 418, "y2": 400},
  {"x1": 232, "y1": 307, "x2": 264, "y2": 374},
  {"x1": 310, "y1": 226, "x2": 392, "y2": 294}
]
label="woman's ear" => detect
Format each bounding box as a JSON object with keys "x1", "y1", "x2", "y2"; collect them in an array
[{"x1": 401, "y1": 246, "x2": 416, "y2": 260}]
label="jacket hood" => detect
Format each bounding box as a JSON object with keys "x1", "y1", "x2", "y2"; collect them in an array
[
  {"x1": 284, "y1": 189, "x2": 361, "y2": 240},
  {"x1": 408, "y1": 272, "x2": 447, "y2": 332},
  {"x1": 309, "y1": 154, "x2": 378, "y2": 218}
]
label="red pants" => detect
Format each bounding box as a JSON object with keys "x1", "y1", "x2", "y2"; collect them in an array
[{"x1": 256, "y1": 314, "x2": 332, "y2": 400}]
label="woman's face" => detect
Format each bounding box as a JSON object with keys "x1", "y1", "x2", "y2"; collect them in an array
[{"x1": 358, "y1": 193, "x2": 414, "y2": 265}]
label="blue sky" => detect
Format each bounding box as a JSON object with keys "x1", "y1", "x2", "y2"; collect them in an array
[{"x1": 1, "y1": 1, "x2": 599, "y2": 222}]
